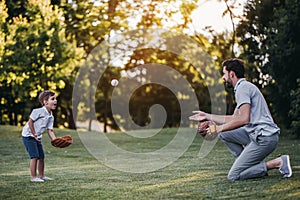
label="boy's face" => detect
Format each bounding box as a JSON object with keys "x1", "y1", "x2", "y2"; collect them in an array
[{"x1": 44, "y1": 95, "x2": 57, "y2": 110}]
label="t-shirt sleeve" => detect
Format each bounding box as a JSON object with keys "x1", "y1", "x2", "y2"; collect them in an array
[
  {"x1": 235, "y1": 84, "x2": 251, "y2": 109},
  {"x1": 29, "y1": 109, "x2": 40, "y2": 122}
]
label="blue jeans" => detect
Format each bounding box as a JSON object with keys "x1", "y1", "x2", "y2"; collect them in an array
[{"x1": 22, "y1": 136, "x2": 44, "y2": 159}]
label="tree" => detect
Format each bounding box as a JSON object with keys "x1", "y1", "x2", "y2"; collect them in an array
[
  {"x1": 70, "y1": 0, "x2": 241, "y2": 131},
  {"x1": 237, "y1": 0, "x2": 300, "y2": 136},
  {"x1": 289, "y1": 79, "x2": 300, "y2": 138},
  {"x1": 69, "y1": 0, "x2": 205, "y2": 131},
  {"x1": 0, "y1": 0, "x2": 84, "y2": 126},
  {"x1": 0, "y1": 0, "x2": 245, "y2": 132},
  {"x1": 0, "y1": 0, "x2": 9, "y2": 124}
]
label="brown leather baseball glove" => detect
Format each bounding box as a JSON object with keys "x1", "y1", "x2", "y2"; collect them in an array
[
  {"x1": 197, "y1": 120, "x2": 217, "y2": 141},
  {"x1": 197, "y1": 120, "x2": 211, "y2": 136},
  {"x1": 51, "y1": 135, "x2": 73, "y2": 148}
]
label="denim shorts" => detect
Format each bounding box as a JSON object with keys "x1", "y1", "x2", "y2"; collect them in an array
[{"x1": 22, "y1": 136, "x2": 44, "y2": 159}]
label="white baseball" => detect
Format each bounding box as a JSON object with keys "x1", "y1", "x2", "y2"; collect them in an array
[{"x1": 111, "y1": 79, "x2": 119, "y2": 86}]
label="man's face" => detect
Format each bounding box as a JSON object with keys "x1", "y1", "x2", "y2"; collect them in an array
[{"x1": 222, "y1": 67, "x2": 233, "y2": 88}]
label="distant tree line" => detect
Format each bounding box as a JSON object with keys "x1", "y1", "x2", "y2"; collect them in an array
[{"x1": 0, "y1": 0, "x2": 299, "y2": 138}]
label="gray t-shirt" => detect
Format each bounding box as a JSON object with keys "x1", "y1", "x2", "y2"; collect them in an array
[
  {"x1": 22, "y1": 107, "x2": 54, "y2": 139},
  {"x1": 234, "y1": 78, "x2": 280, "y2": 136}
]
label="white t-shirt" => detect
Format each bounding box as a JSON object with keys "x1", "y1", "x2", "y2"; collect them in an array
[{"x1": 22, "y1": 107, "x2": 54, "y2": 139}]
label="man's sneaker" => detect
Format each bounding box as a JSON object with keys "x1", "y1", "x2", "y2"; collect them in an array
[
  {"x1": 31, "y1": 177, "x2": 44, "y2": 182},
  {"x1": 279, "y1": 155, "x2": 292, "y2": 178},
  {"x1": 41, "y1": 176, "x2": 54, "y2": 181}
]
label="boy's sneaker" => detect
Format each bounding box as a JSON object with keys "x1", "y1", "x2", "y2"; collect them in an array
[
  {"x1": 279, "y1": 155, "x2": 292, "y2": 178},
  {"x1": 41, "y1": 176, "x2": 54, "y2": 181},
  {"x1": 31, "y1": 177, "x2": 44, "y2": 182}
]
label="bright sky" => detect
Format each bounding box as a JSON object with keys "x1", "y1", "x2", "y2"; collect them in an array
[
  {"x1": 191, "y1": 0, "x2": 247, "y2": 33},
  {"x1": 121, "y1": 0, "x2": 247, "y2": 34}
]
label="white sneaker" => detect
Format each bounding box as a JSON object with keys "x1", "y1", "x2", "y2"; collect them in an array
[
  {"x1": 41, "y1": 176, "x2": 54, "y2": 181},
  {"x1": 31, "y1": 177, "x2": 44, "y2": 182}
]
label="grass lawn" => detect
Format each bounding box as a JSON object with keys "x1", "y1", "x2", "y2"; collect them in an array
[{"x1": 0, "y1": 125, "x2": 299, "y2": 199}]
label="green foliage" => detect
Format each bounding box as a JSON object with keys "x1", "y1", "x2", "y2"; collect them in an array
[
  {"x1": 0, "y1": 0, "x2": 249, "y2": 131},
  {"x1": 198, "y1": 31, "x2": 236, "y2": 114},
  {"x1": 4, "y1": 0, "x2": 27, "y2": 20},
  {"x1": 289, "y1": 79, "x2": 300, "y2": 138},
  {"x1": 0, "y1": 0, "x2": 84, "y2": 126},
  {"x1": 237, "y1": 0, "x2": 300, "y2": 135},
  {"x1": 61, "y1": 0, "x2": 124, "y2": 53},
  {"x1": 70, "y1": 0, "x2": 225, "y2": 131}
]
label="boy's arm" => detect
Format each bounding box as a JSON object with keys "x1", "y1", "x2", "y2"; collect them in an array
[
  {"x1": 28, "y1": 119, "x2": 40, "y2": 141},
  {"x1": 47, "y1": 129, "x2": 56, "y2": 141}
]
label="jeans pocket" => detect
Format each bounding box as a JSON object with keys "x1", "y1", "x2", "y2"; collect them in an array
[
  {"x1": 249, "y1": 131, "x2": 260, "y2": 144},
  {"x1": 256, "y1": 135, "x2": 278, "y2": 150}
]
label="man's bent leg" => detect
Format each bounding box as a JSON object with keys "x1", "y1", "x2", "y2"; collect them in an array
[
  {"x1": 219, "y1": 127, "x2": 250, "y2": 158},
  {"x1": 227, "y1": 134, "x2": 278, "y2": 181}
]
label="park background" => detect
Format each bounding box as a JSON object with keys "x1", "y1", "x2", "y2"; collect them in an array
[
  {"x1": 1, "y1": 0, "x2": 300, "y2": 199},
  {"x1": 1, "y1": 0, "x2": 300, "y2": 138}
]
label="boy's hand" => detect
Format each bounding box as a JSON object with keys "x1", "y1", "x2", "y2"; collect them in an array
[{"x1": 33, "y1": 134, "x2": 41, "y2": 142}]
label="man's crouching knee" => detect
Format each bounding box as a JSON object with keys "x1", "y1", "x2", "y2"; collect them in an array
[{"x1": 227, "y1": 173, "x2": 240, "y2": 182}]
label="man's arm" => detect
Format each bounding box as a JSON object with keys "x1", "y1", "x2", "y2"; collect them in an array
[
  {"x1": 215, "y1": 103, "x2": 250, "y2": 133},
  {"x1": 189, "y1": 111, "x2": 234, "y2": 124},
  {"x1": 206, "y1": 112, "x2": 234, "y2": 124}
]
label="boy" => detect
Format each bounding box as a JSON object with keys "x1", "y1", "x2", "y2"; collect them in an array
[{"x1": 22, "y1": 90, "x2": 57, "y2": 182}]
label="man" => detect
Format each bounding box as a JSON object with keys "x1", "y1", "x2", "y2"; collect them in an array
[{"x1": 189, "y1": 58, "x2": 292, "y2": 181}]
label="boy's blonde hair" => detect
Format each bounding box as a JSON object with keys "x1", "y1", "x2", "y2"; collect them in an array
[{"x1": 38, "y1": 90, "x2": 55, "y2": 105}]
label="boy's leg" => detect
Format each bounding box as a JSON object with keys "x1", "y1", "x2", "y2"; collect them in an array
[
  {"x1": 36, "y1": 141, "x2": 45, "y2": 178},
  {"x1": 38, "y1": 159, "x2": 44, "y2": 178},
  {"x1": 219, "y1": 127, "x2": 250, "y2": 158},
  {"x1": 22, "y1": 137, "x2": 40, "y2": 179},
  {"x1": 36, "y1": 141, "x2": 53, "y2": 180},
  {"x1": 227, "y1": 134, "x2": 278, "y2": 181},
  {"x1": 30, "y1": 158, "x2": 38, "y2": 178}
]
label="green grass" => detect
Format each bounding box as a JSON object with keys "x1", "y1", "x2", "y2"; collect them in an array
[{"x1": 0, "y1": 125, "x2": 299, "y2": 199}]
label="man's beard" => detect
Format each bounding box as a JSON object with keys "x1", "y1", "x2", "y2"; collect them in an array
[{"x1": 225, "y1": 79, "x2": 233, "y2": 88}]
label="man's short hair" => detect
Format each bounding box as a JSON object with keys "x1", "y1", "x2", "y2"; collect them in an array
[
  {"x1": 38, "y1": 90, "x2": 55, "y2": 105},
  {"x1": 222, "y1": 58, "x2": 245, "y2": 78}
]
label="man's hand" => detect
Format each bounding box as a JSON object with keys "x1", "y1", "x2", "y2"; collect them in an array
[
  {"x1": 206, "y1": 124, "x2": 222, "y2": 137},
  {"x1": 189, "y1": 111, "x2": 207, "y2": 121}
]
